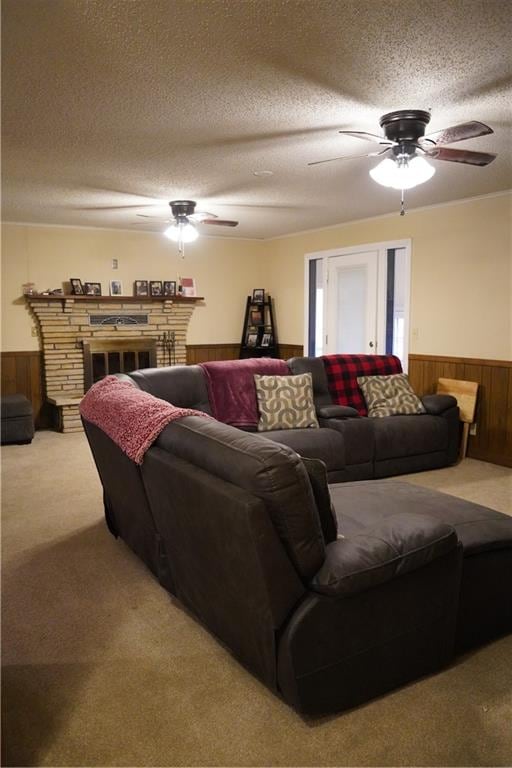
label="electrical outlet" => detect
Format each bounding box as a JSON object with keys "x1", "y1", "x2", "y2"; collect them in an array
[
  {"x1": 31, "y1": 326, "x2": 38, "y2": 337},
  {"x1": 469, "y1": 423, "x2": 477, "y2": 436},
  {"x1": 112, "y1": 258, "x2": 118, "y2": 270},
  {"x1": 412, "y1": 327, "x2": 419, "y2": 339}
]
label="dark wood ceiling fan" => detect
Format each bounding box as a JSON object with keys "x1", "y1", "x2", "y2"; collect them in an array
[
  {"x1": 308, "y1": 110, "x2": 497, "y2": 167},
  {"x1": 137, "y1": 199, "x2": 238, "y2": 228}
]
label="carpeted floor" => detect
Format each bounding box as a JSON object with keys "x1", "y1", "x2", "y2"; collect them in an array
[{"x1": 2, "y1": 431, "x2": 512, "y2": 767}]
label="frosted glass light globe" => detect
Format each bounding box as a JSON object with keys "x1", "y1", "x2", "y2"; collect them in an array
[{"x1": 370, "y1": 155, "x2": 435, "y2": 190}]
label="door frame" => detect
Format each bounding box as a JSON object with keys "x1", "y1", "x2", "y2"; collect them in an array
[{"x1": 303, "y1": 239, "x2": 412, "y2": 369}]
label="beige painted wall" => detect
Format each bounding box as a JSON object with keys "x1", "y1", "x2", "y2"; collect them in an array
[
  {"x1": 265, "y1": 192, "x2": 512, "y2": 360},
  {"x1": 1, "y1": 223, "x2": 269, "y2": 351},
  {"x1": 2, "y1": 192, "x2": 511, "y2": 359}
]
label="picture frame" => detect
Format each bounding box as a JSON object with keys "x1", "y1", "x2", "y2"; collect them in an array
[
  {"x1": 134, "y1": 280, "x2": 149, "y2": 297},
  {"x1": 252, "y1": 288, "x2": 265, "y2": 303},
  {"x1": 250, "y1": 308, "x2": 263, "y2": 326},
  {"x1": 70, "y1": 278, "x2": 84, "y2": 295},
  {"x1": 261, "y1": 333, "x2": 272, "y2": 347},
  {"x1": 163, "y1": 280, "x2": 176, "y2": 297},
  {"x1": 246, "y1": 332, "x2": 258, "y2": 347},
  {"x1": 181, "y1": 277, "x2": 196, "y2": 297},
  {"x1": 83, "y1": 282, "x2": 102, "y2": 296},
  {"x1": 109, "y1": 280, "x2": 123, "y2": 296},
  {"x1": 150, "y1": 280, "x2": 163, "y2": 297}
]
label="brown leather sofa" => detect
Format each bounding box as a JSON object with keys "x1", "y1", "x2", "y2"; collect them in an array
[{"x1": 83, "y1": 405, "x2": 512, "y2": 715}]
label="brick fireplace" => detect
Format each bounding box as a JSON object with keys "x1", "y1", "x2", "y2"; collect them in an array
[{"x1": 27, "y1": 295, "x2": 202, "y2": 432}]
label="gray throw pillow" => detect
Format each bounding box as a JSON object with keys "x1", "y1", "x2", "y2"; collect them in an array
[
  {"x1": 254, "y1": 373, "x2": 319, "y2": 432},
  {"x1": 357, "y1": 373, "x2": 426, "y2": 418}
]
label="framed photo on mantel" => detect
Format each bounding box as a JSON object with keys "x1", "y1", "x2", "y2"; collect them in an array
[
  {"x1": 134, "y1": 280, "x2": 149, "y2": 297},
  {"x1": 83, "y1": 282, "x2": 102, "y2": 296},
  {"x1": 150, "y1": 281, "x2": 163, "y2": 297}
]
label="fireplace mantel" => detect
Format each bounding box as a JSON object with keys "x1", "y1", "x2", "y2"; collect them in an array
[
  {"x1": 26, "y1": 294, "x2": 204, "y2": 303},
  {"x1": 26, "y1": 294, "x2": 203, "y2": 432}
]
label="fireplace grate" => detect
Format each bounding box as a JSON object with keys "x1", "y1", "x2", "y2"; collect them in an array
[{"x1": 83, "y1": 339, "x2": 156, "y2": 390}]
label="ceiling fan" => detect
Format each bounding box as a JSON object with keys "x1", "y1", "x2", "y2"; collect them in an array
[
  {"x1": 137, "y1": 199, "x2": 238, "y2": 244},
  {"x1": 309, "y1": 110, "x2": 497, "y2": 214}
]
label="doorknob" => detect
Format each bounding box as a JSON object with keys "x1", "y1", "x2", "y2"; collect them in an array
[{"x1": 369, "y1": 341, "x2": 374, "y2": 348}]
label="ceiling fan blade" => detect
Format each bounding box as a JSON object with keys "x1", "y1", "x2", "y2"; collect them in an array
[
  {"x1": 136, "y1": 214, "x2": 174, "y2": 222},
  {"x1": 199, "y1": 219, "x2": 239, "y2": 227},
  {"x1": 190, "y1": 211, "x2": 217, "y2": 221},
  {"x1": 424, "y1": 147, "x2": 497, "y2": 166},
  {"x1": 308, "y1": 147, "x2": 391, "y2": 166},
  {"x1": 421, "y1": 121, "x2": 493, "y2": 147},
  {"x1": 339, "y1": 130, "x2": 394, "y2": 145}
]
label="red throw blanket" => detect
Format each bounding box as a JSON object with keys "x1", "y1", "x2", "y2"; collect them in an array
[
  {"x1": 322, "y1": 354, "x2": 402, "y2": 416},
  {"x1": 79, "y1": 375, "x2": 210, "y2": 464},
  {"x1": 200, "y1": 358, "x2": 289, "y2": 428}
]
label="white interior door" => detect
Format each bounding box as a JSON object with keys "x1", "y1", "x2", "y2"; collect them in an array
[{"x1": 326, "y1": 250, "x2": 378, "y2": 354}]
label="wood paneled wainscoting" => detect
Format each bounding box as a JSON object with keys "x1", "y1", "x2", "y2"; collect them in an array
[
  {"x1": 186, "y1": 343, "x2": 304, "y2": 364},
  {"x1": 409, "y1": 355, "x2": 512, "y2": 468},
  {"x1": 1, "y1": 351, "x2": 46, "y2": 428}
]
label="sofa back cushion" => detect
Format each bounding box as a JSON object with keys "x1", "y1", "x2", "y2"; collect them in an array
[
  {"x1": 322, "y1": 354, "x2": 402, "y2": 416},
  {"x1": 156, "y1": 415, "x2": 326, "y2": 581},
  {"x1": 288, "y1": 356, "x2": 333, "y2": 409},
  {"x1": 127, "y1": 365, "x2": 212, "y2": 413}
]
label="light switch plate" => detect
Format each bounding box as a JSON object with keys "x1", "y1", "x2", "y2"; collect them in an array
[{"x1": 112, "y1": 258, "x2": 118, "y2": 269}]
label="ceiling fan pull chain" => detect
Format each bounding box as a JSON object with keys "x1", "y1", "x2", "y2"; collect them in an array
[{"x1": 400, "y1": 189, "x2": 405, "y2": 216}]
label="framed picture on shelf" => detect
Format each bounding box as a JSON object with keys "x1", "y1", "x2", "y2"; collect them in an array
[
  {"x1": 250, "y1": 309, "x2": 263, "y2": 325},
  {"x1": 134, "y1": 280, "x2": 149, "y2": 297},
  {"x1": 109, "y1": 280, "x2": 123, "y2": 296},
  {"x1": 163, "y1": 280, "x2": 176, "y2": 297},
  {"x1": 83, "y1": 282, "x2": 102, "y2": 296},
  {"x1": 261, "y1": 333, "x2": 272, "y2": 347},
  {"x1": 70, "y1": 278, "x2": 84, "y2": 295},
  {"x1": 252, "y1": 288, "x2": 265, "y2": 303},
  {"x1": 181, "y1": 277, "x2": 196, "y2": 297},
  {"x1": 246, "y1": 332, "x2": 258, "y2": 347},
  {"x1": 150, "y1": 280, "x2": 163, "y2": 296}
]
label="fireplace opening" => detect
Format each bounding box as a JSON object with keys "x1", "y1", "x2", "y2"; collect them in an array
[{"x1": 83, "y1": 339, "x2": 157, "y2": 391}]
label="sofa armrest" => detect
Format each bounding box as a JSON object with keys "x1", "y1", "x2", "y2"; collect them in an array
[
  {"x1": 317, "y1": 405, "x2": 360, "y2": 419},
  {"x1": 421, "y1": 394, "x2": 458, "y2": 416},
  {"x1": 310, "y1": 513, "x2": 457, "y2": 597}
]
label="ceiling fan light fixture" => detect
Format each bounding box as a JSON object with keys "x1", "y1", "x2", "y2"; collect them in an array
[
  {"x1": 164, "y1": 220, "x2": 199, "y2": 243},
  {"x1": 369, "y1": 155, "x2": 435, "y2": 190}
]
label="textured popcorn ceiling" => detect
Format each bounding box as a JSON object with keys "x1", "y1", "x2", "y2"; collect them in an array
[{"x1": 2, "y1": 0, "x2": 511, "y2": 239}]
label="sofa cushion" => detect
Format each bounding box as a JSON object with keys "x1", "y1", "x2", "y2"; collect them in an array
[
  {"x1": 261, "y1": 427, "x2": 346, "y2": 472},
  {"x1": 301, "y1": 458, "x2": 338, "y2": 543},
  {"x1": 329, "y1": 481, "x2": 512, "y2": 557},
  {"x1": 254, "y1": 373, "x2": 319, "y2": 432},
  {"x1": 357, "y1": 373, "x2": 426, "y2": 418},
  {"x1": 311, "y1": 512, "x2": 457, "y2": 596},
  {"x1": 322, "y1": 354, "x2": 402, "y2": 416},
  {"x1": 373, "y1": 414, "x2": 448, "y2": 460},
  {"x1": 156, "y1": 415, "x2": 326, "y2": 581},
  {"x1": 128, "y1": 365, "x2": 212, "y2": 413}
]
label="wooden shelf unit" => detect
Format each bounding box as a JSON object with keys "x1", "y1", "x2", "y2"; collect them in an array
[{"x1": 239, "y1": 294, "x2": 279, "y2": 359}]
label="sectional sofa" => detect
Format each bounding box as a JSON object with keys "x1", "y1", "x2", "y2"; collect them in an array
[
  {"x1": 82, "y1": 404, "x2": 512, "y2": 715},
  {"x1": 121, "y1": 354, "x2": 460, "y2": 482},
  {"x1": 81, "y1": 356, "x2": 512, "y2": 715}
]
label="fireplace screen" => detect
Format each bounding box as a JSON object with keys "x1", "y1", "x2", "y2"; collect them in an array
[{"x1": 83, "y1": 339, "x2": 157, "y2": 390}]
